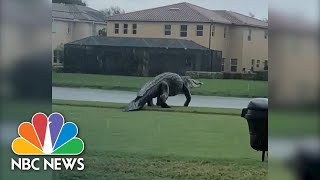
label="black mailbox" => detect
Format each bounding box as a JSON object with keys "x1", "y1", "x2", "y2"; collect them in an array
[{"x1": 241, "y1": 98, "x2": 268, "y2": 161}]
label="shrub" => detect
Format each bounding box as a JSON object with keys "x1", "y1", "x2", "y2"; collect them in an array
[
  {"x1": 185, "y1": 71, "x2": 223, "y2": 79},
  {"x1": 222, "y1": 73, "x2": 242, "y2": 79},
  {"x1": 254, "y1": 71, "x2": 268, "y2": 81},
  {"x1": 52, "y1": 66, "x2": 64, "y2": 73},
  {"x1": 185, "y1": 71, "x2": 268, "y2": 81}
]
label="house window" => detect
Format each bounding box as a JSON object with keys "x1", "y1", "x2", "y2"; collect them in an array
[
  {"x1": 123, "y1": 24, "x2": 128, "y2": 34},
  {"x1": 211, "y1": 26, "x2": 215, "y2": 36},
  {"x1": 248, "y1": 28, "x2": 252, "y2": 41},
  {"x1": 196, "y1": 25, "x2": 203, "y2": 36},
  {"x1": 53, "y1": 49, "x2": 63, "y2": 64},
  {"x1": 53, "y1": 50, "x2": 58, "y2": 63},
  {"x1": 256, "y1": 60, "x2": 260, "y2": 68},
  {"x1": 264, "y1": 60, "x2": 268, "y2": 70},
  {"x1": 264, "y1": 30, "x2": 268, "y2": 39},
  {"x1": 67, "y1": 22, "x2": 72, "y2": 34},
  {"x1": 164, "y1": 25, "x2": 171, "y2": 35},
  {"x1": 114, "y1": 23, "x2": 119, "y2": 34},
  {"x1": 224, "y1": 27, "x2": 227, "y2": 38},
  {"x1": 132, "y1": 24, "x2": 137, "y2": 34},
  {"x1": 230, "y1": 59, "x2": 238, "y2": 72},
  {"x1": 180, "y1": 25, "x2": 188, "y2": 37},
  {"x1": 221, "y1": 58, "x2": 225, "y2": 71},
  {"x1": 251, "y1": 59, "x2": 255, "y2": 71},
  {"x1": 92, "y1": 24, "x2": 97, "y2": 35}
]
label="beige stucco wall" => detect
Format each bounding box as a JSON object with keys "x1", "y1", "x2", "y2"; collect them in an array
[
  {"x1": 241, "y1": 27, "x2": 268, "y2": 72},
  {"x1": 106, "y1": 20, "x2": 268, "y2": 73},
  {"x1": 52, "y1": 20, "x2": 72, "y2": 52},
  {"x1": 52, "y1": 19, "x2": 106, "y2": 64},
  {"x1": 106, "y1": 21, "x2": 211, "y2": 49},
  {"x1": 226, "y1": 26, "x2": 245, "y2": 72}
]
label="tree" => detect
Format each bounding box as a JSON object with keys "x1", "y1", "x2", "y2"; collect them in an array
[
  {"x1": 100, "y1": 6, "x2": 125, "y2": 18},
  {"x1": 98, "y1": 28, "x2": 107, "y2": 36},
  {"x1": 248, "y1": 12, "x2": 255, "y2": 18},
  {"x1": 52, "y1": 0, "x2": 86, "y2": 6}
]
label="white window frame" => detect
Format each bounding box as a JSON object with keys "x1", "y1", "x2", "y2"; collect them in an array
[
  {"x1": 114, "y1": 23, "x2": 119, "y2": 34},
  {"x1": 248, "y1": 28, "x2": 252, "y2": 41},
  {"x1": 92, "y1": 23, "x2": 97, "y2": 35},
  {"x1": 230, "y1": 58, "x2": 238, "y2": 72},
  {"x1": 264, "y1": 30, "x2": 268, "y2": 39},
  {"x1": 132, "y1": 24, "x2": 137, "y2": 34},
  {"x1": 224, "y1": 27, "x2": 228, "y2": 38},
  {"x1": 256, "y1": 60, "x2": 260, "y2": 68},
  {"x1": 196, "y1": 25, "x2": 203, "y2": 36},
  {"x1": 67, "y1": 22, "x2": 72, "y2": 34},
  {"x1": 221, "y1": 58, "x2": 225, "y2": 71},
  {"x1": 251, "y1": 59, "x2": 255, "y2": 71},
  {"x1": 164, "y1": 24, "x2": 171, "y2": 35},
  {"x1": 123, "y1": 24, "x2": 128, "y2": 34},
  {"x1": 211, "y1": 26, "x2": 215, "y2": 36},
  {"x1": 180, "y1": 25, "x2": 188, "y2": 37}
]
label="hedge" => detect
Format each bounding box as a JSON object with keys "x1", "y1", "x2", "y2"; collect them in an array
[{"x1": 186, "y1": 71, "x2": 268, "y2": 81}]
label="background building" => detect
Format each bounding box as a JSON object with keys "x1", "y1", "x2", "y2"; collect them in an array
[
  {"x1": 106, "y1": 2, "x2": 268, "y2": 73},
  {"x1": 52, "y1": 3, "x2": 106, "y2": 65}
]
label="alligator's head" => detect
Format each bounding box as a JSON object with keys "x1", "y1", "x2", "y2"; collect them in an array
[{"x1": 182, "y1": 76, "x2": 203, "y2": 88}]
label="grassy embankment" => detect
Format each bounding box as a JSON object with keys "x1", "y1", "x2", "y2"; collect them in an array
[
  {"x1": 52, "y1": 72, "x2": 267, "y2": 98},
  {"x1": 53, "y1": 100, "x2": 267, "y2": 180}
]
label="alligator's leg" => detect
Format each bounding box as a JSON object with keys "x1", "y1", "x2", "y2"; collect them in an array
[
  {"x1": 158, "y1": 82, "x2": 170, "y2": 108},
  {"x1": 147, "y1": 99, "x2": 154, "y2": 106},
  {"x1": 183, "y1": 84, "x2": 191, "y2": 107}
]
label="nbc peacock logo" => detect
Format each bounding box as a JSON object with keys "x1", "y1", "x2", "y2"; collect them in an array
[{"x1": 11, "y1": 112, "x2": 84, "y2": 155}]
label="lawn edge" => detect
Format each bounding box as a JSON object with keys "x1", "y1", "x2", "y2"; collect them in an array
[
  {"x1": 52, "y1": 83, "x2": 266, "y2": 98},
  {"x1": 52, "y1": 99, "x2": 241, "y2": 116}
]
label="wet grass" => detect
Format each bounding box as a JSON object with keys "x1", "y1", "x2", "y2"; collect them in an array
[
  {"x1": 53, "y1": 103, "x2": 267, "y2": 180},
  {"x1": 52, "y1": 99, "x2": 241, "y2": 116},
  {"x1": 52, "y1": 72, "x2": 267, "y2": 98}
]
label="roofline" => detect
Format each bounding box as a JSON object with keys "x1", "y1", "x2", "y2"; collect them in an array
[
  {"x1": 231, "y1": 23, "x2": 268, "y2": 29},
  {"x1": 107, "y1": 19, "x2": 211, "y2": 23},
  {"x1": 65, "y1": 36, "x2": 210, "y2": 50},
  {"x1": 65, "y1": 44, "x2": 209, "y2": 50},
  {"x1": 106, "y1": 19, "x2": 234, "y2": 25},
  {"x1": 105, "y1": 2, "x2": 190, "y2": 19},
  {"x1": 52, "y1": 3, "x2": 101, "y2": 13},
  {"x1": 106, "y1": 19, "x2": 267, "y2": 28},
  {"x1": 224, "y1": 10, "x2": 268, "y2": 24},
  {"x1": 52, "y1": 17, "x2": 106, "y2": 25}
]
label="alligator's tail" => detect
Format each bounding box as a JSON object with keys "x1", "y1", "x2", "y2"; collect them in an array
[{"x1": 124, "y1": 96, "x2": 146, "y2": 112}]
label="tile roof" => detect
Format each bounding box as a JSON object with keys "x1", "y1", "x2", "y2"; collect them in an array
[
  {"x1": 213, "y1": 10, "x2": 267, "y2": 28},
  {"x1": 52, "y1": 3, "x2": 106, "y2": 23},
  {"x1": 66, "y1": 36, "x2": 208, "y2": 50},
  {"x1": 107, "y1": 2, "x2": 267, "y2": 28}
]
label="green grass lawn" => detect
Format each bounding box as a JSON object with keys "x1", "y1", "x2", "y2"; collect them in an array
[
  {"x1": 53, "y1": 101, "x2": 267, "y2": 180},
  {"x1": 52, "y1": 72, "x2": 267, "y2": 98}
]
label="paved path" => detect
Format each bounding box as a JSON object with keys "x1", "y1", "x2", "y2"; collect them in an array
[{"x1": 53, "y1": 87, "x2": 253, "y2": 109}]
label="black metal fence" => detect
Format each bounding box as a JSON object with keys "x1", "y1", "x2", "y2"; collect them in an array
[{"x1": 64, "y1": 37, "x2": 222, "y2": 76}]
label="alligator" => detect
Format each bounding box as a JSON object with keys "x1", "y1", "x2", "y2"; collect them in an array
[{"x1": 124, "y1": 72, "x2": 203, "y2": 111}]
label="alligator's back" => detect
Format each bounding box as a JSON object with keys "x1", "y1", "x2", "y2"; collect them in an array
[
  {"x1": 137, "y1": 72, "x2": 181, "y2": 97},
  {"x1": 124, "y1": 72, "x2": 182, "y2": 112}
]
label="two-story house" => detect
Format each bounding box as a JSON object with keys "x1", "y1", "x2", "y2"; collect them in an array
[
  {"x1": 52, "y1": 3, "x2": 106, "y2": 65},
  {"x1": 106, "y1": 2, "x2": 268, "y2": 73}
]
